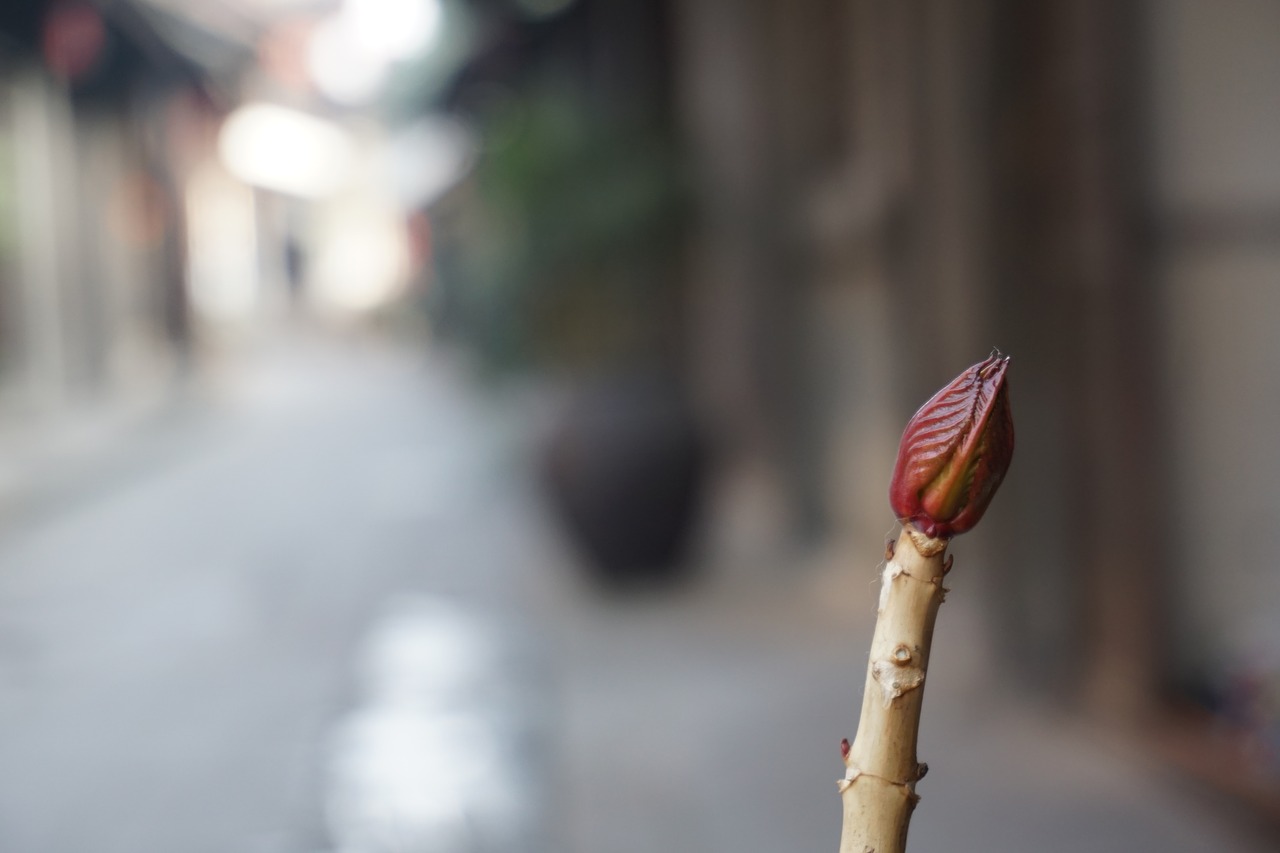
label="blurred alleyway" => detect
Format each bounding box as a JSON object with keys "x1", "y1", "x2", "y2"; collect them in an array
[
  {"x1": 0, "y1": 332, "x2": 552, "y2": 852},
  {"x1": 3, "y1": 0, "x2": 1280, "y2": 848},
  {"x1": 0, "y1": 334, "x2": 1272, "y2": 853}
]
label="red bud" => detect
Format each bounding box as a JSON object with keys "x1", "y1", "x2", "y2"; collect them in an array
[{"x1": 889, "y1": 355, "x2": 1014, "y2": 539}]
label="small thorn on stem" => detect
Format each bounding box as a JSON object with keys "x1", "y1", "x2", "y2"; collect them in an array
[
  {"x1": 840, "y1": 738, "x2": 851, "y2": 760},
  {"x1": 942, "y1": 554, "x2": 954, "y2": 575},
  {"x1": 885, "y1": 538, "x2": 896, "y2": 560},
  {"x1": 916, "y1": 762, "x2": 929, "y2": 780}
]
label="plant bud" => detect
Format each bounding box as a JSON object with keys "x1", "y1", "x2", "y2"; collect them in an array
[{"x1": 889, "y1": 355, "x2": 1014, "y2": 539}]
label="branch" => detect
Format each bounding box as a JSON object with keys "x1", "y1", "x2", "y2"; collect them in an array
[{"x1": 838, "y1": 528, "x2": 948, "y2": 853}]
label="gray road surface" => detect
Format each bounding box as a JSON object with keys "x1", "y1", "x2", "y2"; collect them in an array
[{"x1": 0, "y1": 336, "x2": 1271, "y2": 853}]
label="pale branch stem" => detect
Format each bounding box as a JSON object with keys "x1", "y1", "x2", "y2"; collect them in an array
[{"x1": 838, "y1": 527, "x2": 949, "y2": 853}]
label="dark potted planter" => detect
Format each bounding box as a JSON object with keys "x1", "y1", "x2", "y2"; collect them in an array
[{"x1": 541, "y1": 373, "x2": 706, "y2": 587}]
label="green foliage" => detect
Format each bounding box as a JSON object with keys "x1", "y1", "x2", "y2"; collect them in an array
[{"x1": 434, "y1": 87, "x2": 689, "y2": 375}]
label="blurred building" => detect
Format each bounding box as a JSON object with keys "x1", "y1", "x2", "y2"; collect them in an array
[
  {"x1": 432, "y1": 0, "x2": 1280, "y2": 822},
  {"x1": 0, "y1": 1, "x2": 208, "y2": 411}
]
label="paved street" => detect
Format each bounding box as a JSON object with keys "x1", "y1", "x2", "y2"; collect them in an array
[
  {"x1": 0, "y1": 334, "x2": 1273, "y2": 853},
  {"x1": 0, "y1": 335, "x2": 554, "y2": 852}
]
